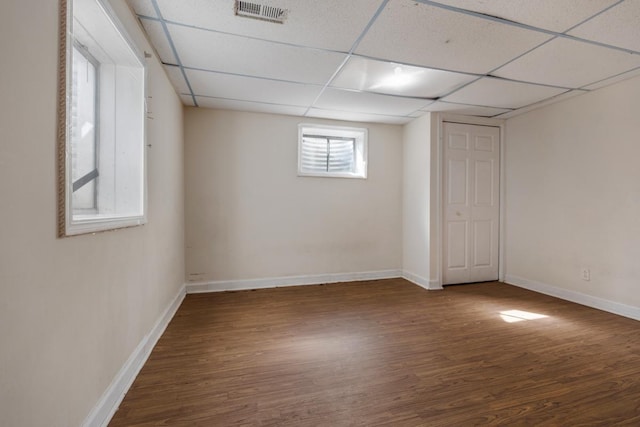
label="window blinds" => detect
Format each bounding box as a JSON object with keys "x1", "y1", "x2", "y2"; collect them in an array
[{"x1": 300, "y1": 135, "x2": 355, "y2": 173}]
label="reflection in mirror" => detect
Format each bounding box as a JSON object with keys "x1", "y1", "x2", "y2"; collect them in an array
[{"x1": 58, "y1": 0, "x2": 146, "y2": 237}]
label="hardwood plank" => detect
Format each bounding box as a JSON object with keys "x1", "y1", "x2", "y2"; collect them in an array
[{"x1": 109, "y1": 280, "x2": 640, "y2": 426}]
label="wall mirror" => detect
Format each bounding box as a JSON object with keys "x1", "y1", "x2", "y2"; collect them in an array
[{"x1": 57, "y1": 0, "x2": 146, "y2": 237}]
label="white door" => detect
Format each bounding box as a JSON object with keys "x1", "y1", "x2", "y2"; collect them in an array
[{"x1": 443, "y1": 122, "x2": 500, "y2": 285}]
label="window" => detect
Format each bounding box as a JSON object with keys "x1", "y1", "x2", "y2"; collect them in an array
[
  {"x1": 58, "y1": 0, "x2": 146, "y2": 236},
  {"x1": 298, "y1": 124, "x2": 368, "y2": 179},
  {"x1": 71, "y1": 44, "x2": 99, "y2": 213}
]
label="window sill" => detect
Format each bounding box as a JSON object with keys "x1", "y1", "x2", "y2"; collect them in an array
[
  {"x1": 65, "y1": 214, "x2": 147, "y2": 236},
  {"x1": 297, "y1": 172, "x2": 367, "y2": 179}
]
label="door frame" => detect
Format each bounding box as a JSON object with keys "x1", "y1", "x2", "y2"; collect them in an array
[{"x1": 433, "y1": 113, "x2": 506, "y2": 288}]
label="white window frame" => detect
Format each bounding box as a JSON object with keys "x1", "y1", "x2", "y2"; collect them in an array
[
  {"x1": 297, "y1": 124, "x2": 368, "y2": 179},
  {"x1": 58, "y1": 0, "x2": 147, "y2": 237}
]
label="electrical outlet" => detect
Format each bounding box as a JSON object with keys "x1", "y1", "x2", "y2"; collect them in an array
[{"x1": 582, "y1": 268, "x2": 591, "y2": 281}]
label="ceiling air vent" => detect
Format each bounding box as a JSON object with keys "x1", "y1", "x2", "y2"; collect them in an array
[{"x1": 234, "y1": 1, "x2": 288, "y2": 24}]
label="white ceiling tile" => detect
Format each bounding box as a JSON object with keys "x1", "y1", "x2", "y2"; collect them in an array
[
  {"x1": 163, "y1": 65, "x2": 190, "y2": 94},
  {"x1": 493, "y1": 38, "x2": 640, "y2": 89},
  {"x1": 442, "y1": 77, "x2": 567, "y2": 109},
  {"x1": 133, "y1": 0, "x2": 639, "y2": 124},
  {"x1": 569, "y1": 1, "x2": 640, "y2": 53},
  {"x1": 331, "y1": 56, "x2": 476, "y2": 98},
  {"x1": 583, "y1": 67, "x2": 640, "y2": 90},
  {"x1": 155, "y1": 0, "x2": 382, "y2": 51},
  {"x1": 356, "y1": 1, "x2": 550, "y2": 74},
  {"x1": 186, "y1": 69, "x2": 322, "y2": 106},
  {"x1": 494, "y1": 90, "x2": 587, "y2": 118},
  {"x1": 421, "y1": 102, "x2": 510, "y2": 117},
  {"x1": 127, "y1": 0, "x2": 158, "y2": 18},
  {"x1": 429, "y1": 0, "x2": 618, "y2": 32},
  {"x1": 140, "y1": 18, "x2": 176, "y2": 64},
  {"x1": 314, "y1": 88, "x2": 431, "y2": 116},
  {"x1": 306, "y1": 108, "x2": 411, "y2": 125},
  {"x1": 195, "y1": 97, "x2": 308, "y2": 116},
  {"x1": 408, "y1": 110, "x2": 428, "y2": 118},
  {"x1": 168, "y1": 24, "x2": 346, "y2": 84},
  {"x1": 180, "y1": 94, "x2": 196, "y2": 106}
]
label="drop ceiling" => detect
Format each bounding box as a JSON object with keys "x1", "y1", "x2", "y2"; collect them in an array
[{"x1": 127, "y1": 0, "x2": 640, "y2": 124}]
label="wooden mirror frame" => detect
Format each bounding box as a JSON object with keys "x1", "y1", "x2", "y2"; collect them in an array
[{"x1": 56, "y1": 0, "x2": 147, "y2": 237}]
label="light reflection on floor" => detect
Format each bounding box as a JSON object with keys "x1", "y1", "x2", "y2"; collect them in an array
[{"x1": 499, "y1": 309, "x2": 549, "y2": 323}]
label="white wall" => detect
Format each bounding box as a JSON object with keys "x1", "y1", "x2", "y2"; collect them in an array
[
  {"x1": 505, "y1": 74, "x2": 640, "y2": 311},
  {"x1": 0, "y1": 1, "x2": 185, "y2": 426},
  {"x1": 184, "y1": 109, "x2": 403, "y2": 284},
  {"x1": 402, "y1": 114, "x2": 432, "y2": 286}
]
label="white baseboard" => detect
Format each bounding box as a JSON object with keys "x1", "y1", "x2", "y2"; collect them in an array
[
  {"x1": 402, "y1": 270, "x2": 443, "y2": 290},
  {"x1": 82, "y1": 284, "x2": 186, "y2": 427},
  {"x1": 186, "y1": 270, "x2": 403, "y2": 293},
  {"x1": 429, "y1": 280, "x2": 444, "y2": 290},
  {"x1": 505, "y1": 274, "x2": 640, "y2": 322}
]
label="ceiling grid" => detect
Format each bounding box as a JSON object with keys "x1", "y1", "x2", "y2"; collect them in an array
[
  {"x1": 149, "y1": 0, "x2": 199, "y2": 106},
  {"x1": 127, "y1": 0, "x2": 640, "y2": 123}
]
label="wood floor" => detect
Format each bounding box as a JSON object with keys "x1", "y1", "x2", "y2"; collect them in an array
[{"x1": 109, "y1": 279, "x2": 640, "y2": 426}]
